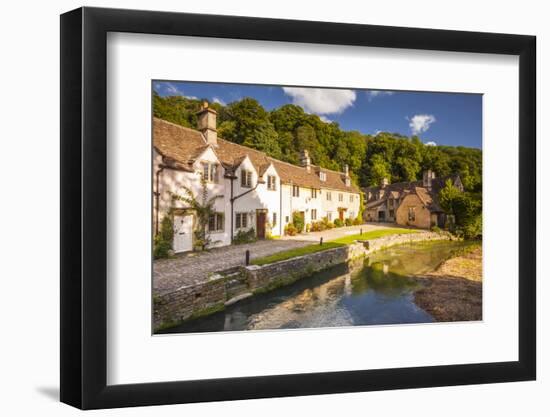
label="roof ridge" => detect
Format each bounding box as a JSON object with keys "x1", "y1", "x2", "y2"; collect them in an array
[
  {"x1": 154, "y1": 117, "x2": 207, "y2": 143},
  {"x1": 310, "y1": 164, "x2": 346, "y2": 176}
]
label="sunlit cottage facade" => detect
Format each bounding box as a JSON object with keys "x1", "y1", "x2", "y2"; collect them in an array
[
  {"x1": 362, "y1": 171, "x2": 464, "y2": 229},
  {"x1": 153, "y1": 103, "x2": 361, "y2": 253}
]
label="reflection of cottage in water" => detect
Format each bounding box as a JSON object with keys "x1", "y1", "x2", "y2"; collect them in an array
[{"x1": 362, "y1": 170, "x2": 464, "y2": 229}]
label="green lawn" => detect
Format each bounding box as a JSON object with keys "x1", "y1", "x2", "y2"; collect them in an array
[
  {"x1": 251, "y1": 227, "x2": 419, "y2": 266},
  {"x1": 251, "y1": 241, "x2": 345, "y2": 266},
  {"x1": 330, "y1": 228, "x2": 417, "y2": 245}
]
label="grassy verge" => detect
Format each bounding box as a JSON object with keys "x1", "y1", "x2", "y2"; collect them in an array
[
  {"x1": 251, "y1": 228, "x2": 417, "y2": 266},
  {"x1": 330, "y1": 228, "x2": 417, "y2": 245},
  {"x1": 251, "y1": 241, "x2": 345, "y2": 265}
]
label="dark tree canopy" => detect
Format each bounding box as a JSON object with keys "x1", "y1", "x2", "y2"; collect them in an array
[{"x1": 153, "y1": 92, "x2": 482, "y2": 192}]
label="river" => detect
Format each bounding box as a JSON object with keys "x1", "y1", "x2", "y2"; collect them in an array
[{"x1": 159, "y1": 240, "x2": 477, "y2": 334}]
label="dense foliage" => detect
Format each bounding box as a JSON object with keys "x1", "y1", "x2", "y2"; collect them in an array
[
  {"x1": 233, "y1": 228, "x2": 257, "y2": 244},
  {"x1": 153, "y1": 215, "x2": 173, "y2": 259},
  {"x1": 439, "y1": 180, "x2": 482, "y2": 239},
  {"x1": 153, "y1": 93, "x2": 482, "y2": 193}
]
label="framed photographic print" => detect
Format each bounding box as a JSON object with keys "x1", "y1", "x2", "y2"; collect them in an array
[{"x1": 60, "y1": 6, "x2": 536, "y2": 409}]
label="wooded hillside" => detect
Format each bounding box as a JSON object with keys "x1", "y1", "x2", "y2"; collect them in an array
[{"x1": 153, "y1": 93, "x2": 482, "y2": 193}]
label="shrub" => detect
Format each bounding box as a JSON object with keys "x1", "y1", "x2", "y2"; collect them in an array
[
  {"x1": 292, "y1": 211, "x2": 304, "y2": 233},
  {"x1": 431, "y1": 225, "x2": 441, "y2": 233},
  {"x1": 353, "y1": 217, "x2": 362, "y2": 225},
  {"x1": 284, "y1": 223, "x2": 298, "y2": 236},
  {"x1": 345, "y1": 218, "x2": 353, "y2": 227},
  {"x1": 321, "y1": 217, "x2": 334, "y2": 229},
  {"x1": 310, "y1": 221, "x2": 325, "y2": 232},
  {"x1": 305, "y1": 223, "x2": 311, "y2": 233},
  {"x1": 153, "y1": 235, "x2": 172, "y2": 259},
  {"x1": 233, "y1": 227, "x2": 256, "y2": 244},
  {"x1": 334, "y1": 218, "x2": 344, "y2": 227},
  {"x1": 154, "y1": 215, "x2": 173, "y2": 259}
]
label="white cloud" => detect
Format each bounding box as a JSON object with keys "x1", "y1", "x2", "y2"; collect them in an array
[
  {"x1": 374, "y1": 130, "x2": 383, "y2": 136},
  {"x1": 319, "y1": 115, "x2": 332, "y2": 123},
  {"x1": 366, "y1": 90, "x2": 394, "y2": 101},
  {"x1": 282, "y1": 87, "x2": 356, "y2": 115},
  {"x1": 425, "y1": 141, "x2": 437, "y2": 146},
  {"x1": 408, "y1": 114, "x2": 436, "y2": 135},
  {"x1": 212, "y1": 96, "x2": 226, "y2": 106},
  {"x1": 155, "y1": 82, "x2": 197, "y2": 99}
]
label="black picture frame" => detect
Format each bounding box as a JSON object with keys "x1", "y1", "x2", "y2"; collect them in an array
[{"x1": 60, "y1": 6, "x2": 536, "y2": 410}]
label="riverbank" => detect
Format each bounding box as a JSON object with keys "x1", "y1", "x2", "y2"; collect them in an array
[{"x1": 414, "y1": 245, "x2": 482, "y2": 322}]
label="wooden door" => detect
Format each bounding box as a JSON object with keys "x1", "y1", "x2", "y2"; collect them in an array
[{"x1": 256, "y1": 211, "x2": 266, "y2": 239}]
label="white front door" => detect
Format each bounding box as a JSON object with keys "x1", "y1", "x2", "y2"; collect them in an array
[{"x1": 173, "y1": 214, "x2": 193, "y2": 253}]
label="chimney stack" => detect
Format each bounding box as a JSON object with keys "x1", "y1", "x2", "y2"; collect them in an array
[
  {"x1": 300, "y1": 150, "x2": 311, "y2": 172},
  {"x1": 196, "y1": 101, "x2": 217, "y2": 146},
  {"x1": 344, "y1": 164, "x2": 349, "y2": 177},
  {"x1": 423, "y1": 169, "x2": 436, "y2": 188}
]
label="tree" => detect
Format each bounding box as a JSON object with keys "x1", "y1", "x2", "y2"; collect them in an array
[
  {"x1": 367, "y1": 154, "x2": 392, "y2": 186},
  {"x1": 170, "y1": 176, "x2": 223, "y2": 251},
  {"x1": 439, "y1": 179, "x2": 482, "y2": 239},
  {"x1": 153, "y1": 94, "x2": 482, "y2": 193}
]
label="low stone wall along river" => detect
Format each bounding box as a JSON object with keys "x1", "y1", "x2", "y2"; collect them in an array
[{"x1": 154, "y1": 231, "x2": 455, "y2": 331}]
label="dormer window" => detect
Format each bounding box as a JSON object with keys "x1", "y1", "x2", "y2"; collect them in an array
[
  {"x1": 201, "y1": 162, "x2": 219, "y2": 183},
  {"x1": 241, "y1": 169, "x2": 253, "y2": 188},
  {"x1": 319, "y1": 171, "x2": 327, "y2": 182},
  {"x1": 267, "y1": 175, "x2": 277, "y2": 191}
]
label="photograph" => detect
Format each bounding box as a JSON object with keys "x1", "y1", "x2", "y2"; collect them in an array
[{"x1": 152, "y1": 81, "x2": 483, "y2": 334}]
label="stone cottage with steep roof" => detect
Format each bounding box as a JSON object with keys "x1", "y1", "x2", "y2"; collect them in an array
[
  {"x1": 153, "y1": 102, "x2": 361, "y2": 253},
  {"x1": 363, "y1": 170, "x2": 463, "y2": 229}
]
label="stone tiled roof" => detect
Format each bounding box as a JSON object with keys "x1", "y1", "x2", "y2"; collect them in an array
[
  {"x1": 363, "y1": 174, "x2": 459, "y2": 213},
  {"x1": 153, "y1": 118, "x2": 206, "y2": 172},
  {"x1": 153, "y1": 117, "x2": 360, "y2": 193},
  {"x1": 414, "y1": 186, "x2": 444, "y2": 212}
]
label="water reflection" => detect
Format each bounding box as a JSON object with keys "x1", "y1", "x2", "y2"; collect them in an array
[{"x1": 159, "y1": 241, "x2": 476, "y2": 334}]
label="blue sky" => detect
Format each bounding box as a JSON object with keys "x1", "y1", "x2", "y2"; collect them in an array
[{"x1": 153, "y1": 81, "x2": 482, "y2": 149}]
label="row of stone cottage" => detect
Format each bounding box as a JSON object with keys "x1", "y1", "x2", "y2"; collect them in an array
[{"x1": 153, "y1": 102, "x2": 461, "y2": 253}]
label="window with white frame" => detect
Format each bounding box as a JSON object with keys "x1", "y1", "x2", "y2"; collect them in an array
[
  {"x1": 208, "y1": 212, "x2": 224, "y2": 232},
  {"x1": 241, "y1": 170, "x2": 253, "y2": 188},
  {"x1": 235, "y1": 212, "x2": 248, "y2": 229},
  {"x1": 311, "y1": 209, "x2": 317, "y2": 221},
  {"x1": 201, "y1": 162, "x2": 219, "y2": 183},
  {"x1": 267, "y1": 175, "x2": 277, "y2": 191},
  {"x1": 311, "y1": 188, "x2": 317, "y2": 198},
  {"x1": 338, "y1": 193, "x2": 343, "y2": 202},
  {"x1": 326, "y1": 191, "x2": 332, "y2": 201},
  {"x1": 349, "y1": 194, "x2": 354, "y2": 203},
  {"x1": 292, "y1": 185, "x2": 300, "y2": 197}
]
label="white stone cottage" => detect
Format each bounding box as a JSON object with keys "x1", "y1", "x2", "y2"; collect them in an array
[{"x1": 153, "y1": 103, "x2": 361, "y2": 253}]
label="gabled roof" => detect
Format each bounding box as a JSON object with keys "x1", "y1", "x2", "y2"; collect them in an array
[
  {"x1": 414, "y1": 186, "x2": 444, "y2": 213},
  {"x1": 153, "y1": 117, "x2": 360, "y2": 193},
  {"x1": 154, "y1": 118, "x2": 207, "y2": 171}
]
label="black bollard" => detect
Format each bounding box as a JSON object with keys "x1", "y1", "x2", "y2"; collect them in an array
[
  {"x1": 320, "y1": 237, "x2": 323, "y2": 246},
  {"x1": 245, "y1": 250, "x2": 250, "y2": 266}
]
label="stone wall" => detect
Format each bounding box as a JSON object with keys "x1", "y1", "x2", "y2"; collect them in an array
[
  {"x1": 154, "y1": 231, "x2": 454, "y2": 331},
  {"x1": 154, "y1": 276, "x2": 227, "y2": 330}
]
